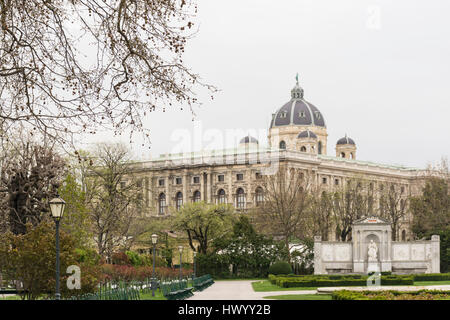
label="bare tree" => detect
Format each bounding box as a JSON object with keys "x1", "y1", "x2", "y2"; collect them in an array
[
  {"x1": 252, "y1": 165, "x2": 313, "y2": 261},
  {"x1": 86, "y1": 142, "x2": 140, "y2": 260},
  {"x1": 308, "y1": 189, "x2": 333, "y2": 241},
  {"x1": 0, "y1": 0, "x2": 214, "y2": 143},
  {"x1": 378, "y1": 183, "x2": 409, "y2": 240},
  {"x1": 0, "y1": 132, "x2": 66, "y2": 234},
  {"x1": 331, "y1": 179, "x2": 369, "y2": 242}
]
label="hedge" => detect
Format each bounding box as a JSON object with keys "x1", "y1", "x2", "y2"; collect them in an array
[
  {"x1": 332, "y1": 289, "x2": 450, "y2": 300},
  {"x1": 412, "y1": 273, "x2": 450, "y2": 281},
  {"x1": 269, "y1": 274, "x2": 414, "y2": 288}
]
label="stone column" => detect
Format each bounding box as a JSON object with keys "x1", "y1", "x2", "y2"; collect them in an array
[
  {"x1": 200, "y1": 172, "x2": 205, "y2": 201},
  {"x1": 183, "y1": 170, "x2": 188, "y2": 205},
  {"x1": 313, "y1": 236, "x2": 323, "y2": 275},
  {"x1": 206, "y1": 171, "x2": 212, "y2": 203},
  {"x1": 431, "y1": 235, "x2": 440, "y2": 273}
]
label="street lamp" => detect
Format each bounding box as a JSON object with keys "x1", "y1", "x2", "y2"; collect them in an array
[
  {"x1": 178, "y1": 246, "x2": 183, "y2": 280},
  {"x1": 151, "y1": 234, "x2": 158, "y2": 297},
  {"x1": 49, "y1": 196, "x2": 66, "y2": 300},
  {"x1": 193, "y1": 251, "x2": 197, "y2": 279}
]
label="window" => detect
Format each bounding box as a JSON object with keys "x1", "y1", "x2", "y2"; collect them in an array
[
  {"x1": 279, "y1": 141, "x2": 286, "y2": 150},
  {"x1": 335, "y1": 178, "x2": 339, "y2": 186},
  {"x1": 300, "y1": 146, "x2": 306, "y2": 152},
  {"x1": 280, "y1": 111, "x2": 287, "y2": 118},
  {"x1": 175, "y1": 177, "x2": 182, "y2": 185},
  {"x1": 120, "y1": 181, "x2": 126, "y2": 189},
  {"x1": 176, "y1": 192, "x2": 183, "y2": 210},
  {"x1": 318, "y1": 141, "x2": 322, "y2": 155},
  {"x1": 322, "y1": 177, "x2": 327, "y2": 185},
  {"x1": 136, "y1": 179, "x2": 143, "y2": 188},
  {"x1": 236, "y1": 188, "x2": 245, "y2": 209},
  {"x1": 193, "y1": 191, "x2": 201, "y2": 203},
  {"x1": 218, "y1": 189, "x2": 226, "y2": 204},
  {"x1": 193, "y1": 176, "x2": 200, "y2": 184},
  {"x1": 315, "y1": 111, "x2": 321, "y2": 119},
  {"x1": 340, "y1": 152, "x2": 345, "y2": 158},
  {"x1": 236, "y1": 173, "x2": 244, "y2": 181},
  {"x1": 401, "y1": 230, "x2": 406, "y2": 241},
  {"x1": 158, "y1": 179, "x2": 165, "y2": 186},
  {"x1": 255, "y1": 187, "x2": 264, "y2": 206},
  {"x1": 299, "y1": 111, "x2": 305, "y2": 118},
  {"x1": 218, "y1": 175, "x2": 224, "y2": 182},
  {"x1": 255, "y1": 172, "x2": 262, "y2": 180},
  {"x1": 159, "y1": 193, "x2": 166, "y2": 215},
  {"x1": 401, "y1": 186, "x2": 405, "y2": 194}
]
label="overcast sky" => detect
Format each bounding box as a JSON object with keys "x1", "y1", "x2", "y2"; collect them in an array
[{"x1": 84, "y1": 0, "x2": 450, "y2": 169}]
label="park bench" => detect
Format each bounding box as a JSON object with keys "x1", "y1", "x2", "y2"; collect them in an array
[
  {"x1": 193, "y1": 274, "x2": 214, "y2": 292},
  {"x1": 161, "y1": 279, "x2": 193, "y2": 300}
]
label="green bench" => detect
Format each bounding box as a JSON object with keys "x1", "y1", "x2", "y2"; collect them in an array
[
  {"x1": 161, "y1": 280, "x2": 193, "y2": 300},
  {"x1": 193, "y1": 274, "x2": 214, "y2": 292}
]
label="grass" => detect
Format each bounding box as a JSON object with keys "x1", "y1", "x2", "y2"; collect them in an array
[
  {"x1": 252, "y1": 279, "x2": 450, "y2": 293},
  {"x1": 0, "y1": 295, "x2": 21, "y2": 300},
  {"x1": 139, "y1": 289, "x2": 167, "y2": 300},
  {"x1": 263, "y1": 294, "x2": 333, "y2": 300},
  {"x1": 252, "y1": 280, "x2": 318, "y2": 292},
  {"x1": 413, "y1": 280, "x2": 450, "y2": 286}
]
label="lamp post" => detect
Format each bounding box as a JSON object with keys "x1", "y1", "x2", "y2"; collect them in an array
[
  {"x1": 49, "y1": 197, "x2": 66, "y2": 301},
  {"x1": 151, "y1": 234, "x2": 158, "y2": 297},
  {"x1": 193, "y1": 251, "x2": 197, "y2": 279},
  {"x1": 178, "y1": 246, "x2": 183, "y2": 281}
]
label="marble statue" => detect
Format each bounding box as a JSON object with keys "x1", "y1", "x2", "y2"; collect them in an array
[{"x1": 368, "y1": 240, "x2": 378, "y2": 261}]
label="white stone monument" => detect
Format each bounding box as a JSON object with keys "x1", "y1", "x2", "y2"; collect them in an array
[{"x1": 313, "y1": 216, "x2": 440, "y2": 275}]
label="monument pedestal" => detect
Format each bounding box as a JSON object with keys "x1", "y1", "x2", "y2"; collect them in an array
[
  {"x1": 353, "y1": 261, "x2": 365, "y2": 273},
  {"x1": 380, "y1": 261, "x2": 392, "y2": 272}
]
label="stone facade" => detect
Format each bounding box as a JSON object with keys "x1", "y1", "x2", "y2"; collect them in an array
[
  {"x1": 314, "y1": 216, "x2": 440, "y2": 274},
  {"x1": 124, "y1": 78, "x2": 432, "y2": 241}
]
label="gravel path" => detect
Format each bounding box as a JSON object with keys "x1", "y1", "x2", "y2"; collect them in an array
[{"x1": 187, "y1": 280, "x2": 316, "y2": 300}]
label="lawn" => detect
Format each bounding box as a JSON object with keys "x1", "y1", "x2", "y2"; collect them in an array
[
  {"x1": 252, "y1": 280, "x2": 318, "y2": 292},
  {"x1": 263, "y1": 294, "x2": 332, "y2": 300},
  {"x1": 253, "y1": 279, "x2": 450, "y2": 293},
  {"x1": 139, "y1": 290, "x2": 167, "y2": 300},
  {"x1": 0, "y1": 295, "x2": 21, "y2": 300},
  {"x1": 413, "y1": 281, "x2": 450, "y2": 286}
]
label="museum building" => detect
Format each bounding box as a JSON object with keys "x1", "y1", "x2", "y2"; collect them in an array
[{"x1": 126, "y1": 77, "x2": 430, "y2": 241}]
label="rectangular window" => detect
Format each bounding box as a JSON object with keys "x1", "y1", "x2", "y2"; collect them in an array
[
  {"x1": 334, "y1": 178, "x2": 339, "y2": 186},
  {"x1": 120, "y1": 181, "x2": 126, "y2": 189},
  {"x1": 322, "y1": 177, "x2": 327, "y2": 184},
  {"x1": 193, "y1": 176, "x2": 200, "y2": 184},
  {"x1": 176, "y1": 177, "x2": 182, "y2": 185},
  {"x1": 237, "y1": 173, "x2": 244, "y2": 181},
  {"x1": 255, "y1": 172, "x2": 262, "y2": 179},
  {"x1": 158, "y1": 179, "x2": 165, "y2": 186},
  {"x1": 218, "y1": 175, "x2": 225, "y2": 182},
  {"x1": 136, "y1": 179, "x2": 143, "y2": 188}
]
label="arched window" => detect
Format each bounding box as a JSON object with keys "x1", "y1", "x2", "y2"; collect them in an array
[
  {"x1": 300, "y1": 146, "x2": 306, "y2": 152},
  {"x1": 351, "y1": 152, "x2": 354, "y2": 159},
  {"x1": 193, "y1": 190, "x2": 201, "y2": 203},
  {"x1": 218, "y1": 189, "x2": 226, "y2": 204},
  {"x1": 159, "y1": 193, "x2": 166, "y2": 215},
  {"x1": 279, "y1": 141, "x2": 286, "y2": 150},
  {"x1": 176, "y1": 192, "x2": 183, "y2": 210},
  {"x1": 236, "y1": 188, "x2": 245, "y2": 209},
  {"x1": 255, "y1": 187, "x2": 264, "y2": 206},
  {"x1": 401, "y1": 230, "x2": 406, "y2": 241},
  {"x1": 340, "y1": 152, "x2": 345, "y2": 158},
  {"x1": 318, "y1": 141, "x2": 322, "y2": 154}
]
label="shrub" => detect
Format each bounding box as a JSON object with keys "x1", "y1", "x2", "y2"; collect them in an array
[
  {"x1": 269, "y1": 274, "x2": 413, "y2": 288},
  {"x1": 268, "y1": 261, "x2": 292, "y2": 275},
  {"x1": 112, "y1": 252, "x2": 131, "y2": 265},
  {"x1": 333, "y1": 289, "x2": 450, "y2": 300},
  {"x1": 413, "y1": 273, "x2": 450, "y2": 281}
]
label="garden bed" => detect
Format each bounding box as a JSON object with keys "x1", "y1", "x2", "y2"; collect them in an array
[{"x1": 332, "y1": 289, "x2": 450, "y2": 300}]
